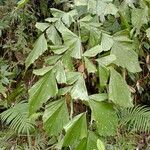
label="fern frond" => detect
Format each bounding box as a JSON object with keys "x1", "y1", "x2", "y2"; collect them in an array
[
  {"x1": 118, "y1": 106, "x2": 150, "y2": 132},
  {"x1": 1, "y1": 102, "x2": 35, "y2": 134}
]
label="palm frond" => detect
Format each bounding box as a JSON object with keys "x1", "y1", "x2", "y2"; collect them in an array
[
  {"x1": 118, "y1": 105, "x2": 150, "y2": 132},
  {"x1": 1, "y1": 102, "x2": 35, "y2": 134}
]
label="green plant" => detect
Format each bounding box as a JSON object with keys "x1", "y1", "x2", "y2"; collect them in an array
[{"x1": 0, "y1": 0, "x2": 150, "y2": 149}]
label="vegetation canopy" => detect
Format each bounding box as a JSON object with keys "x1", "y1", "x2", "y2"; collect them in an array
[{"x1": 0, "y1": 0, "x2": 150, "y2": 149}]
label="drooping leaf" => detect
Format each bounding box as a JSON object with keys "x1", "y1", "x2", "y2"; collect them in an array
[
  {"x1": 62, "y1": 113, "x2": 87, "y2": 147},
  {"x1": 46, "y1": 25, "x2": 62, "y2": 45},
  {"x1": 83, "y1": 45, "x2": 103, "y2": 57},
  {"x1": 29, "y1": 70, "x2": 58, "y2": 115},
  {"x1": 89, "y1": 100, "x2": 118, "y2": 136},
  {"x1": 131, "y1": 7, "x2": 148, "y2": 34},
  {"x1": 84, "y1": 57, "x2": 97, "y2": 73},
  {"x1": 101, "y1": 33, "x2": 114, "y2": 51},
  {"x1": 56, "y1": 21, "x2": 82, "y2": 59},
  {"x1": 98, "y1": 66, "x2": 110, "y2": 88},
  {"x1": 111, "y1": 42, "x2": 141, "y2": 73},
  {"x1": 50, "y1": 45, "x2": 68, "y2": 55},
  {"x1": 89, "y1": 93, "x2": 108, "y2": 102},
  {"x1": 71, "y1": 75, "x2": 89, "y2": 100},
  {"x1": 75, "y1": 131, "x2": 99, "y2": 150},
  {"x1": 35, "y1": 22, "x2": 50, "y2": 32},
  {"x1": 54, "y1": 61, "x2": 66, "y2": 84},
  {"x1": 96, "y1": 54, "x2": 116, "y2": 66},
  {"x1": 43, "y1": 98, "x2": 69, "y2": 136},
  {"x1": 25, "y1": 34, "x2": 47, "y2": 69},
  {"x1": 33, "y1": 66, "x2": 53, "y2": 76},
  {"x1": 109, "y1": 68, "x2": 133, "y2": 107}
]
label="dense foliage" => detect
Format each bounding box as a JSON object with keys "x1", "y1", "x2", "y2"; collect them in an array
[{"x1": 0, "y1": 0, "x2": 150, "y2": 149}]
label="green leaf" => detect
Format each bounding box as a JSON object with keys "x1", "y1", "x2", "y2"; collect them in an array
[
  {"x1": 98, "y1": 66, "x2": 110, "y2": 88},
  {"x1": 89, "y1": 100, "x2": 118, "y2": 136},
  {"x1": 101, "y1": 33, "x2": 114, "y2": 51},
  {"x1": 146, "y1": 28, "x2": 150, "y2": 41},
  {"x1": 33, "y1": 66, "x2": 53, "y2": 76},
  {"x1": 45, "y1": 55, "x2": 62, "y2": 65},
  {"x1": 35, "y1": 22, "x2": 50, "y2": 32},
  {"x1": 84, "y1": 57, "x2": 97, "y2": 73},
  {"x1": 97, "y1": 139, "x2": 105, "y2": 150},
  {"x1": 66, "y1": 72, "x2": 81, "y2": 84},
  {"x1": 43, "y1": 98, "x2": 69, "y2": 136},
  {"x1": 62, "y1": 113, "x2": 87, "y2": 147},
  {"x1": 75, "y1": 131, "x2": 99, "y2": 150},
  {"x1": 54, "y1": 61, "x2": 66, "y2": 84},
  {"x1": 89, "y1": 93, "x2": 108, "y2": 102},
  {"x1": 131, "y1": 7, "x2": 148, "y2": 34},
  {"x1": 111, "y1": 42, "x2": 141, "y2": 73},
  {"x1": 50, "y1": 45, "x2": 68, "y2": 55},
  {"x1": 56, "y1": 21, "x2": 82, "y2": 59},
  {"x1": 25, "y1": 34, "x2": 47, "y2": 69},
  {"x1": 46, "y1": 25, "x2": 62, "y2": 45},
  {"x1": 96, "y1": 54, "x2": 116, "y2": 66},
  {"x1": 71, "y1": 75, "x2": 89, "y2": 100},
  {"x1": 83, "y1": 45, "x2": 103, "y2": 57},
  {"x1": 17, "y1": 0, "x2": 29, "y2": 8},
  {"x1": 109, "y1": 68, "x2": 133, "y2": 107},
  {"x1": 29, "y1": 71, "x2": 58, "y2": 115}
]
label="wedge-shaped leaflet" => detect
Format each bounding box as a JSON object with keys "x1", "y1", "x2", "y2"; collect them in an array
[
  {"x1": 62, "y1": 113, "x2": 87, "y2": 147},
  {"x1": 35, "y1": 22, "x2": 50, "y2": 32},
  {"x1": 83, "y1": 45, "x2": 103, "y2": 57},
  {"x1": 43, "y1": 98, "x2": 69, "y2": 136},
  {"x1": 89, "y1": 100, "x2": 118, "y2": 136},
  {"x1": 33, "y1": 66, "x2": 53, "y2": 76},
  {"x1": 75, "y1": 131, "x2": 99, "y2": 150},
  {"x1": 56, "y1": 21, "x2": 82, "y2": 59},
  {"x1": 54, "y1": 61, "x2": 67, "y2": 84},
  {"x1": 96, "y1": 54, "x2": 116, "y2": 66},
  {"x1": 101, "y1": 33, "x2": 114, "y2": 51},
  {"x1": 111, "y1": 42, "x2": 141, "y2": 73},
  {"x1": 84, "y1": 57, "x2": 97, "y2": 73},
  {"x1": 71, "y1": 75, "x2": 89, "y2": 100},
  {"x1": 25, "y1": 34, "x2": 47, "y2": 69},
  {"x1": 50, "y1": 45, "x2": 68, "y2": 55},
  {"x1": 29, "y1": 70, "x2": 58, "y2": 115},
  {"x1": 109, "y1": 68, "x2": 133, "y2": 107},
  {"x1": 46, "y1": 25, "x2": 62, "y2": 45}
]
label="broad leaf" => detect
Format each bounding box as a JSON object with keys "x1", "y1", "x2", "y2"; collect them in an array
[
  {"x1": 43, "y1": 98, "x2": 69, "y2": 136},
  {"x1": 46, "y1": 25, "x2": 62, "y2": 45},
  {"x1": 96, "y1": 54, "x2": 116, "y2": 66},
  {"x1": 101, "y1": 33, "x2": 114, "y2": 51},
  {"x1": 111, "y1": 42, "x2": 141, "y2": 73},
  {"x1": 50, "y1": 45, "x2": 68, "y2": 55},
  {"x1": 56, "y1": 21, "x2": 82, "y2": 59},
  {"x1": 62, "y1": 113, "x2": 87, "y2": 147},
  {"x1": 29, "y1": 71, "x2": 58, "y2": 114},
  {"x1": 75, "y1": 131, "x2": 99, "y2": 150},
  {"x1": 89, "y1": 100, "x2": 118, "y2": 136},
  {"x1": 35, "y1": 22, "x2": 50, "y2": 32},
  {"x1": 83, "y1": 45, "x2": 103, "y2": 57},
  {"x1": 71, "y1": 75, "x2": 89, "y2": 100},
  {"x1": 54, "y1": 61, "x2": 66, "y2": 84},
  {"x1": 33, "y1": 66, "x2": 53, "y2": 76},
  {"x1": 84, "y1": 57, "x2": 97, "y2": 73},
  {"x1": 25, "y1": 34, "x2": 47, "y2": 69},
  {"x1": 89, "y1": 93, "x2": 108, "y2": 102},
  {"x1": 109, "y1": 68, "x2": 133, "y2": 107}
]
